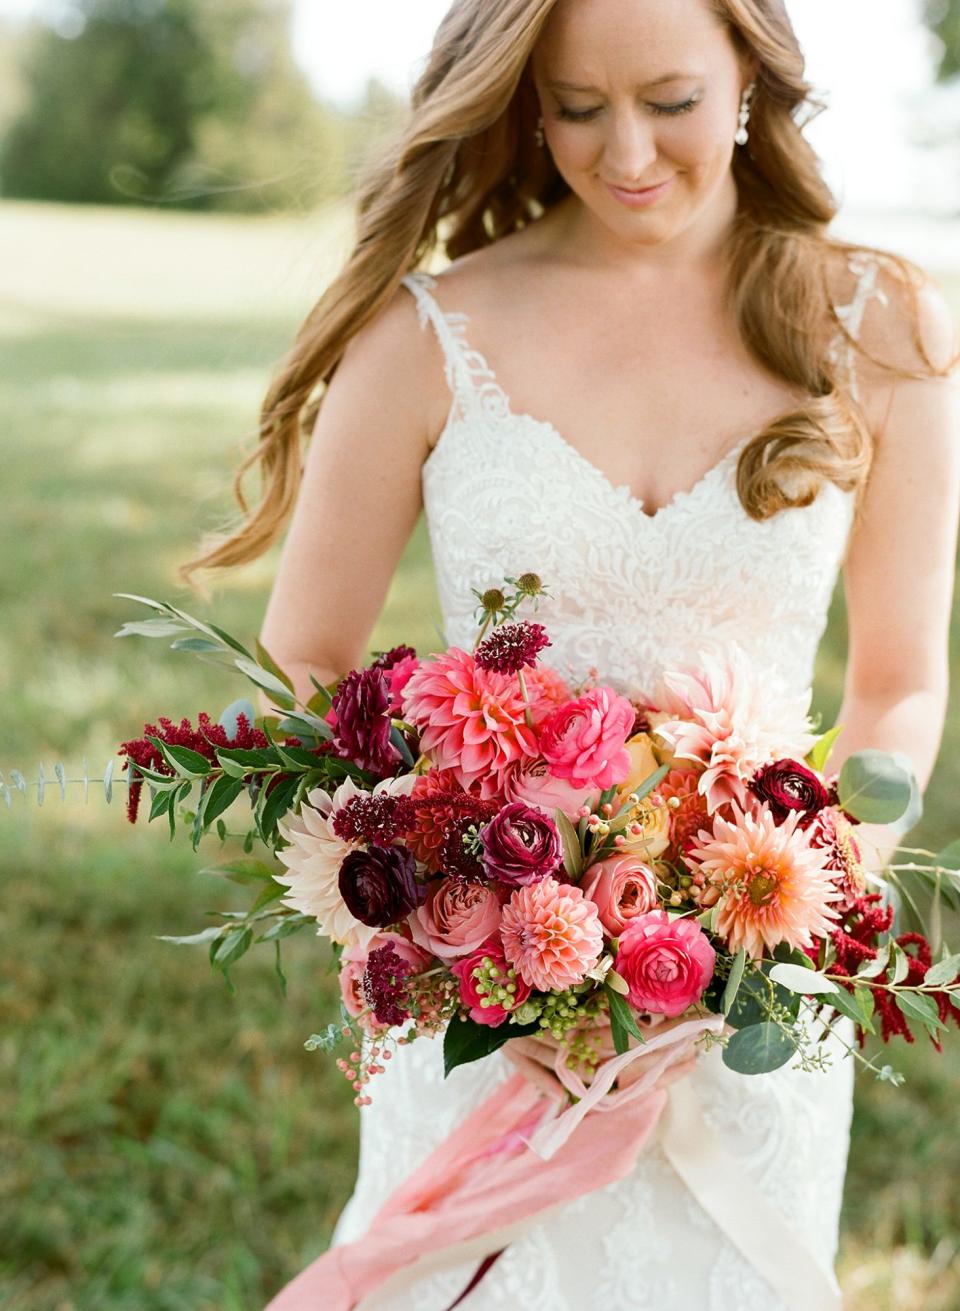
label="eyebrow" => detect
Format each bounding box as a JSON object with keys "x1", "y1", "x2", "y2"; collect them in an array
[{"x1": 546, "y1": 73, "x2": 699, "y2": 92}]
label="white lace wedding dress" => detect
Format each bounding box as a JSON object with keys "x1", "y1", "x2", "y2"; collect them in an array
[{"x1": 328, "y1": 252, "x2": 888, "y2": 1310}]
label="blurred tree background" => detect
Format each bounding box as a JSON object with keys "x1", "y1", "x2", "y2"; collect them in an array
[
  {"x1": 0, "y1": 0, "x2": 406, "y2": 211},
  {"x1": 1, "y1": 2, "x2": 959, "y2": 1308},
  {"x1": 925, "y1": 0, "x2": 960, "y2": 78}
]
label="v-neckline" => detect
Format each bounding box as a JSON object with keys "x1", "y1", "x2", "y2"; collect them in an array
[{"x1": 411, "y1": 270, "x2": 752, "y2": 524}]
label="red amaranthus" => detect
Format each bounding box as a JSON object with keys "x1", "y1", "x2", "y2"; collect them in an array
[
  {"x1": 830, "y1": 893, "x2": 960, "y2": 1048},
  {"x1": 119, "y1": 712, "x2": 268, "y2": 823}
]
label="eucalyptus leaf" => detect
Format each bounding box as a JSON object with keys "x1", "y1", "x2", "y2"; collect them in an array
[
  {"x1": 768, "y1": 963, "x2": 838, "y2": 996},
  {"x1": 554, "y1": 808, "x2": 584, "y2": 881},
  {"x1": 170, "y1": 636, "x2": 226, "y2": 654},
  {"x1": 937, "y1": 840, "x2": 960, "y2": 873},
  {"x1": 890, "y1": 941, "x2": 910, "y2": 985},
  {"x1": 722, "y1": 1022, "x2": 797, "y2": 1075},
  {"x1": 155, "y1": 926, "x2": 225, "y2": 946},
  {"x1": 894, "y1": 990, "x2": 946, "y2": 1038},
  {"x1": 722, "y1": 947, "x2": 748, "y2": 1015},
  {"x1": 837, "y1": 749, "x2": 915, "y2": 825},
  {"x1": 218, "y1": 699, "x2": 258, "y2": 738},
  {"x1": 234, "y1": 657, "x2": 297, "y2": 708},
  {"x1": 856, "y1": 940, "x2": 892, "y2": 980},
  {"x1": 924, "y1": 953, "x2": 960, "y2": 988},
  {"x1": 212, "y1": 925, "x2": 253, "y2": 969},
  {"x1": 807, "y1": 723, "x2": 843, "y2": 773}
]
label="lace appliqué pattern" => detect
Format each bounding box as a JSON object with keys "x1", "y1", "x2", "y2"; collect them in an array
[{"x1": 327, "y1": 255, "x2": 882, "y2": 1308}]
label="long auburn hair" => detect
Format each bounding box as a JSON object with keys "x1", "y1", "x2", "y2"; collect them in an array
[{"x1": 181, "y1": 0, "x2": 956, "y2": 585}]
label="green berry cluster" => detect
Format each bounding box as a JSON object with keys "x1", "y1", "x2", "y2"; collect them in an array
[{"x1": 471, "y1": 954, "x2": 523, "y2": 1013}]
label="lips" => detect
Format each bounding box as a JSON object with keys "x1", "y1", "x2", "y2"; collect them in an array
[{"x1": 604, "y1": 176, "x2": 674, "y2": 208}]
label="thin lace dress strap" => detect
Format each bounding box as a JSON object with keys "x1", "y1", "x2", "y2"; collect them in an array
[
  {"x1": 399, "y1": 269, "x2": 511, "y2": 423},
  {"x1": 827, "y1": 249, "x2": 890, "y2": 403}
]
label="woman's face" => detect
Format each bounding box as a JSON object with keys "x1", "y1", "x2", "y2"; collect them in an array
[{"x1": 531, "y1": 0, "x2": 753, "y2": 249}]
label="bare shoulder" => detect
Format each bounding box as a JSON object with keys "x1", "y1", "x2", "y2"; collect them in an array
[
  {"x1": 427, "y1": 219, "x2": 559, "y2": 314},
  {"x1": 329, "y1": 272, "x2": 451, "y2": 448},
  {"x1": 828, "y1": 244, "x2": 959, "y2": 377}
]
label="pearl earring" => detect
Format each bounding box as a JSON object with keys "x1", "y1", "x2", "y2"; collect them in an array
[
  {"x1": 735, "y1": 81, "x2": 755, "y2": 146},
  {"x1": 534, "y1": 115, "x2": 545, "y2": 148}
]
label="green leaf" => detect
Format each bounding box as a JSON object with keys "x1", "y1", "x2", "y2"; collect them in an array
[
  {"x1": 255, "y1": 639, "x2": 295, "y2": 693},
  {"x1": 197, "y1": 775, "x2": 244, "y2": 829},
  {"x1": 249, "y1": 881, "x2": 287, "y2": 913},
  {"x1": 103, "y1": 758, "x2": 114, "y2": 804},
  {"x1": 722, "y1": 948, "x2": 748, "y2": 1015},
  {"x1": 605, "y1": 984, "x2": 644, "y2": 1054},
  {"x1": 442, "y1": 1014, "x2": 540, "y2": 1077},
  {"x1": 827, "y1": 985, "x2": 877, "y2": 1034},
  {"x1": 234, "y1": 657, "x2": 297, "y2": 709},
  {"x1": 276, "y1": 713, "x2": 334, "y2": 743},
  {"x1": 554, "y1": 809, "x2": 584, "y2": 881},
  {"x1": 115, "y1": 617, "x2": 189, "y2": 639},
  {"x1": 807, "y1": 724, "x2": 843, "y2": 773},
  {"x1": 724, "y1": 971, "x2": 799, "y2": 1031},
  {"x1": 856, "y1": 939, "x2": 891, "y2": 980},
  {"x1": 937, "y1": 840, "x2": 960, "y2": 873},
  {"x1": 148, "y1": 787, "x2": 175, "y2": 824},
  {"x1": 890, "y1": 941, "x2": 911, "y2": 985},
  {"x1": 156, "y1": 926, "x2": 225, "y2": 946},
  {"x1": 307, "y1": 676, "x2": 335, "y2": 713},
  {"x1": 895, "y1": 990, "x2": 946, "y2": 1038},
  {"x1": 256, "y1": 913, "x2": 310, "y2": 943},
  {"x1": 199, "y1": 859, "x2": 277, "y2": 885},
  {"x1": 170, "y1": 636, "x2": 225, "y2": 654},
  {"x1": 257, "y1": 774, "x2": 301, "y2": 842},
  {"x1": 212, "y1": 925, "x2": 253, "y2": 969},
  {"x1": 923, "y1": 952, "x2": 960, "y2": 988},
  {"x1": 389, "y1": 726, "x2": 415, "y2": 768},
  {"x1": 722, "y1": 1022, "x2": 797, "y2": 1075},
  {"x1": 146, "y1": 737, "x2": 212, "y2": 779},
  {"x1": 768, "y1": 963, "x2": 838, "y2": 995},
  {"x1": 631, "y1": 762, "x2": 670, "y2": 805},
  {"x1": 837, "y1": 749, "x2": 915, "y2": 825}
]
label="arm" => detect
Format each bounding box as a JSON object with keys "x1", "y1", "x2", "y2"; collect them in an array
[
  {"x1": 829, "y1": 276, "x2": 960, "y2": 868},
  {"x1": 256, "y1": 283, "x2": 447, "y2": 711}
]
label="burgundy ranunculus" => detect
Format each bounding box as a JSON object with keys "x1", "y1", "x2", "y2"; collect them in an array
[
  {"x1": 479, "y1": 801, "x2": 562, "y2": 887},
  {"x1": 338, "y1": 845, "x2": 423, "y2": 927},
  {"x1": 331, "y1": 666, "x2": 400, "y2": 777},
  {"x1": 749, "y1": 757, "x2": 831, "y2": 827}
]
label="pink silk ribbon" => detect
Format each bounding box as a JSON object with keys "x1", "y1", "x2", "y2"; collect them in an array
[{"x1": 264, "y1": 1015, "x2": 723, "y2": 1310}]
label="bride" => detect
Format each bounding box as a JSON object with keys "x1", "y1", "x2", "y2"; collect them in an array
[{"x1": 184, "y1": 0, "x2": 959, "y2": 1306}]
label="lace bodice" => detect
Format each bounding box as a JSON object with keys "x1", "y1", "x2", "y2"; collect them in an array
[
  {"x1": 400, "y1": 257, "x2": 884, "y2": 700},
  {"x1": 326, "y1": 251, "x2": 886, "y2": 1311}
]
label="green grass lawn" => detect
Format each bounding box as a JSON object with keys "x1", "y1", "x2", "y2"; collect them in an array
[{"x1": 1, "y1": 198, "x2": 958, "y2": 1311}]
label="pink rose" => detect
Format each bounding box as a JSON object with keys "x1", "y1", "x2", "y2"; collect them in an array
[
  {"x1": 451, "y1": 936, "x2": 532, "y2": 1027},
  {"x1": 410, "y1": 877, "x2": 502, "y2": 959},
  {"x1": 539, "y1": 687, "x2": 635, "y2": 790},
  {"x1": 614, "y1": 910, "x2": 716, "y2": 1017},
  {"x1": 502, "y1": 756, "x2": 599, "y2": 821},
  {"x1": 581, "y1": 854, "x2": 661, "y2": 936},
  {"x1": 339, "y1": 929, "x2": 432, "y2": 1031}
]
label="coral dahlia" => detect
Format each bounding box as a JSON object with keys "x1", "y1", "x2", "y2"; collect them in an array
[
  {"x1": 687, "y1": 803, "x2": 841, "y2": 960},
  {"x1": 500, "y1": 876, "x2": 603, "y2": 991},
  {"x1": 401, "y1": 648, "x2": 539, "y2": 792}
]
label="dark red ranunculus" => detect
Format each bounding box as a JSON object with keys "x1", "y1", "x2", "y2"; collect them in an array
[
  {"x1": 331, "y1": 667, "x2": 400, "y2": 777},
  {"x1": 749, "y1": 757, "x2": 831, "y2": 827},
  {"x1": 479, "y1": 801, "x2": 562, "y2": 886},
  {"x1": 338, "y1": 845, "x2": 423, "y2": 927}
]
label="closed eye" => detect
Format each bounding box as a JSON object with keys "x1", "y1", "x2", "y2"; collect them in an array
[{"x1": 556, "y1": 97, "x2": 700, "y2": 123}]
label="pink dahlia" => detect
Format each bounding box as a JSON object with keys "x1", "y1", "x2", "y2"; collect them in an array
[
  {"x1": 401, "y1": 648, "x2": 538, "y2": 793},
  {"x1": 500, "y1": 876, "x2": 603, "y2": 991},
  {"x1": 538, "y1": 687, "x2": 635, "y2": 790},
  {"x1": 687, "y1": 803, "x2": 842, "y2": 960},
  {"x1": 653, "y1": 652, "x2": 817, "y2": 812}
]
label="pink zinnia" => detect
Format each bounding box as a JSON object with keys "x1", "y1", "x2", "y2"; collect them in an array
[
  {"x1": 653, "y1": 652, "x2": 817, "y2": 812},
  {"x1": 401, "y1": 648, "x2": 538, "y2": 793},
  {"x1": 687, "y1": 803, "x2": 842, "y2": 960},
  {"x1": 500, "y1": 876, "x2": 603, "y2": 992}
]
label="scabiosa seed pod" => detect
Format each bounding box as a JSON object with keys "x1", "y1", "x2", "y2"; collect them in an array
[{"x1": 474, "y1": 622, "x2": 551, "y2": 675}]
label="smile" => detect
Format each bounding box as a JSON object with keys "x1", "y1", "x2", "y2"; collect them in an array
[{"x1": 604, "y1": 177, "x2": 673, "y2": 208}]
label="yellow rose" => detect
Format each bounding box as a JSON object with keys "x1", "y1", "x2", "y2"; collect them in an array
[
  {"x1": 619, "y1": 797, "x2": 671, "y2": 859},
  {"x1": 615, "y1": 733, "x2": 662, "y2": 803}
]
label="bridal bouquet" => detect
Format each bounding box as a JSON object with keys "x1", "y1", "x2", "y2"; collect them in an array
[{"x1": 102, "y1": 573, "x2": 960, "y2": 1110}]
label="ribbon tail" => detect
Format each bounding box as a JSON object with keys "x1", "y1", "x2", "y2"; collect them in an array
[
  {"x1": 264, "y1": 1070, "x2": 668, "y2": 1310},
  {"x1": 660, "y1": 1077, "x2": 842, "y2": 1311}
]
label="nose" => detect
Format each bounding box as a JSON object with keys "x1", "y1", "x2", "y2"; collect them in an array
[{"x1": 604, "y1": 108, "x2": 658, "y2": 182}]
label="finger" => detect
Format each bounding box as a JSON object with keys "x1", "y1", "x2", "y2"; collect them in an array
[{"x1": 503, "y1": 1048, "x2": 565, "y2": 1100}]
